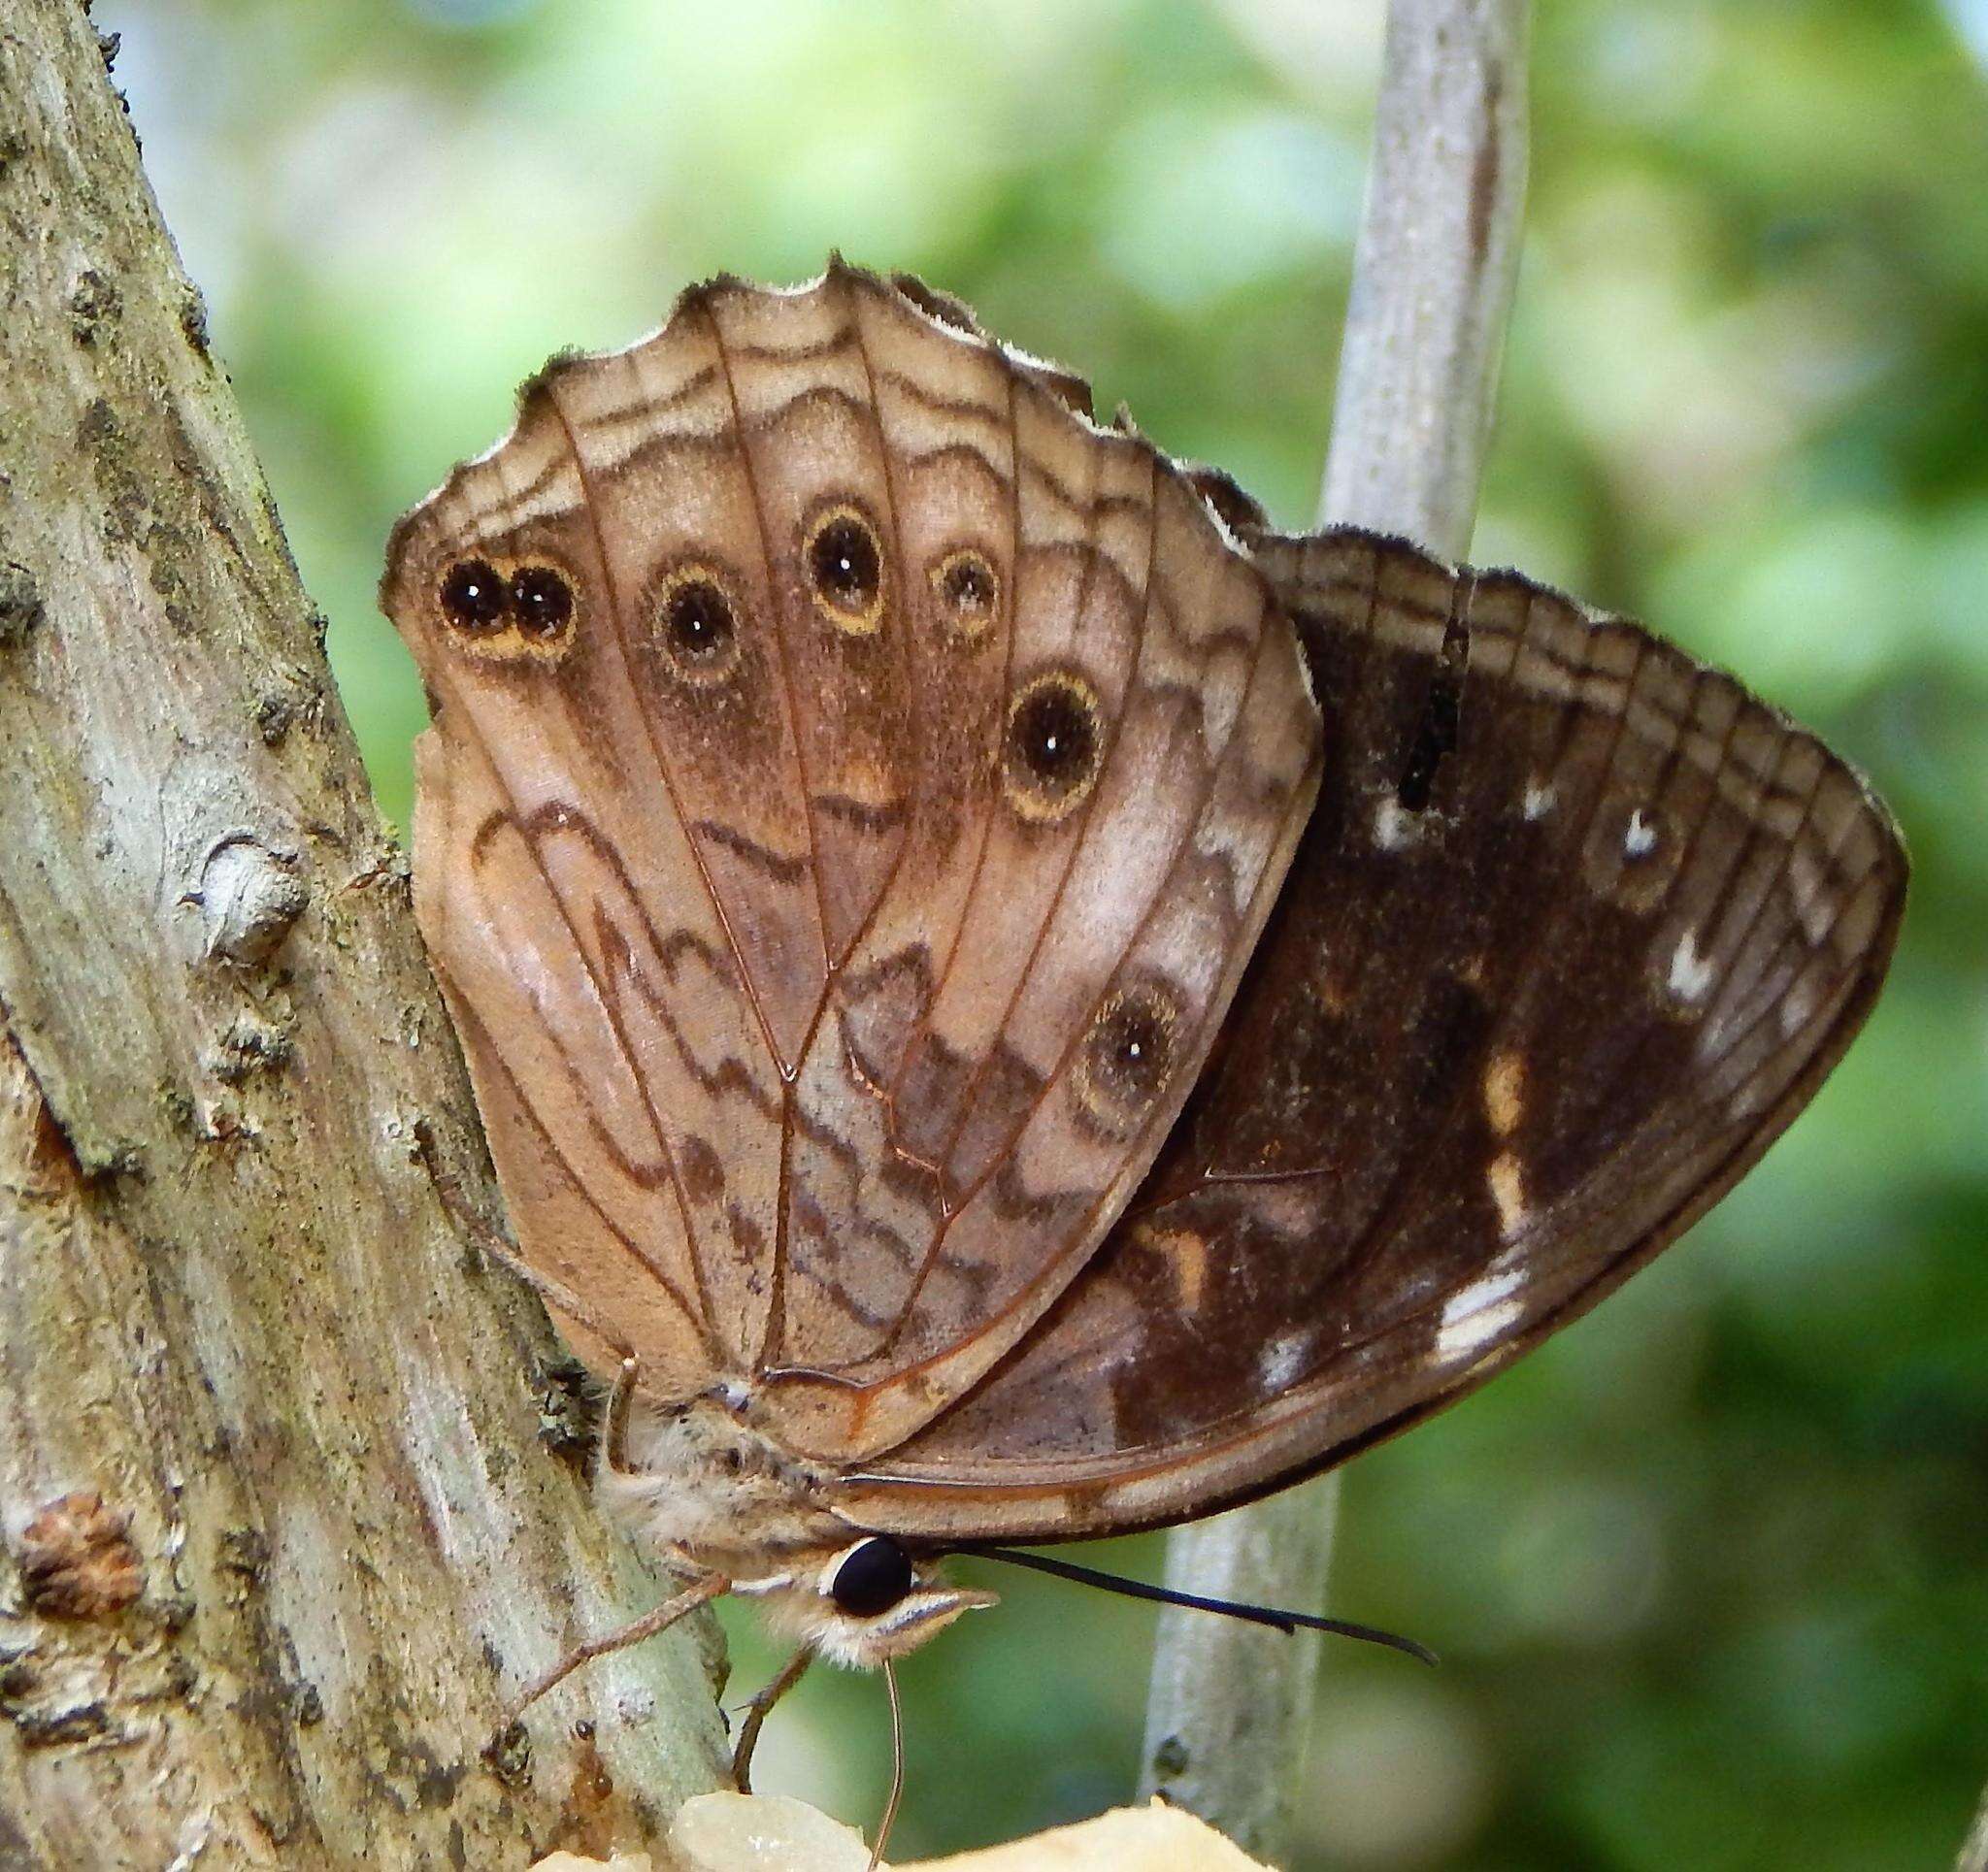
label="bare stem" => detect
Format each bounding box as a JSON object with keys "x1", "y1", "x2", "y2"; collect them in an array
[
  {"x1": 1139, "y1": 3, "x2": 1530, "y2": 1856},
  {"x1": 1959, "y1": 1786, "x2": 1988, "y2": 1872}
]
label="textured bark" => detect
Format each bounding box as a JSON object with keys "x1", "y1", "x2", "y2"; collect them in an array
[
  {"x1": 0, "y1": 4, "x2": 726, "y2": 1865},
  {"x1": 1139, "y1": 3, "x2": 1530, "y2": 1858}
]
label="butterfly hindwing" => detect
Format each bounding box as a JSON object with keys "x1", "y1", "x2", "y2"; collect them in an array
[
  {"x1": 755, "y1": 284, "x2": 1323, "y2": 1461},
  {"x1": 837, "y1": 529, "x2": 1905, "y2": 1542},
  {"x1": 385, "y1": 264, "x2": 1324, "y2": 1466}
]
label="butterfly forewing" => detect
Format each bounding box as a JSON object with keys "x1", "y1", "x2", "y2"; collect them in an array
[{"x1": 837, "y1": 529, "x2": 1905, "y2": 1543}]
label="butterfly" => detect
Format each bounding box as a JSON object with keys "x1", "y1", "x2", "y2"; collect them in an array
[{"x1": 381, "y1": 258, "x2": 1905, "y2": 1803}]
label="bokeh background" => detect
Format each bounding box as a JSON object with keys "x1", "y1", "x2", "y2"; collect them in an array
[{"x1": 103, "y1": 1, "x2": 1987, "y2": 1864}]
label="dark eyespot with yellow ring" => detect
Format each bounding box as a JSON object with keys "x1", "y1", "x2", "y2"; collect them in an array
[
  {"x1": 438, "y1": 556, "x2": 578, "y2": 662},
  {"x1": 931, "y1": 547, "x2": 999, "y2": 640},
  {"x1": 439, "y1": 558, "x2": 509, "y2": 636},
  {"x1": 803, "y1": 506, "x2": 886, "y2": 635},
  {"x1": 652, "y1": 564, "x2": 743, "y2": 684},
  {"x1": 1003, "y1": 669, "x2": 1104, "y2": 823},
  {"x1": 1073, "y1": 977, "x2": 1182, "y2": 1137},
  {"x1": 510, "y1": 564, "x2": 575, "y2": 643}
]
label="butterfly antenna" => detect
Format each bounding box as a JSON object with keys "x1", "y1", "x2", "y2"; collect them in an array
[
  {"x1": 973, "y1": 1547, "x2": 1438, "y2": 1666},
  {"x1": 870, "y1": 1658, "x2": 906, "y2": 1872}
]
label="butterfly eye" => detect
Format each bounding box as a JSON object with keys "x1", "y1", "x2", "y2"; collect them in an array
[
  {"x1": 510, "y1": 564, "x2": 576, "y2": 644},
  {"x1": 827, "y1": 1537, "x2": 914, "y2": 1618},
  {"x1": 805, "y1": 508, "x2": 885, "y2": 635},
  {"x1": 1074, "y1": 979, "x2": 1180, "y2": 1136},
  {"x1": 439, "y1": 558, "x2": 509, "y2": 634},
  {"x1": 932, "y1": 548, "x2": 999, "y2": 640},
  {"x1": 1004, "y1": 670, "x2": 1104, "y2": 823},
  {"x1": 653, "y1": 568, "x2": 742, "y2": 683}
]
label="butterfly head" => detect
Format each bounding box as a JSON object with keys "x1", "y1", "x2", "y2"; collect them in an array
[
  {"x1": 734, "y1": 1535, "x2": 997, "y2": 1669},
  {"x1": 602, "y1": 1393, "x2": 996, "y2": 1668}
]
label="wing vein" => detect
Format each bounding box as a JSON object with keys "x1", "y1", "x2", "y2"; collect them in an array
[
  {"x1": 880, "y1": 365, "x2": 1027, "y2": 1156},
  {"x1": 1307, "y1": 599, "x2": 1656, "y2": 1309},
  {"x1": 469, "y1": 433, "x2": 716, "y2": 1332},
  {"x1": 880, "y1": 593, "x2": 1291, "y2": 1348},
  {"x1": 540, "y1": 378, "x2": 792, "y2": 1343},
  {"x1": 827, "y1": 272, "x2": 926, "y2": 974},
  {"x1": 448, "y1": 985, "x2": 712, "y2": 1351},
  {"x1": 923, "y1": 404, "x2": 1121, "y2": 1174},
  {"x1": 703, "y1": 299, "x2": 837, "y2": 1022}
]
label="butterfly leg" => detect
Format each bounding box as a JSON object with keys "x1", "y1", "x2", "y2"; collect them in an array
[
  {"x1": 499, "y1": 1571, "x2": 731, "y2": 1731},
  {"x1": 601, "y1": 1356, "x2": 641, "y2": 1477},
  {"x1": 413, "y1": 1119, "x2": 640, "y2": 1363},
  {"x1": 730, "y1": 1643, "x2": 813, "y2": 1792}
]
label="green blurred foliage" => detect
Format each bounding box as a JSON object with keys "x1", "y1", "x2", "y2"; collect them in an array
[{"x1": 105, "y1": 0, "x2": 1987, "y2": 1863}]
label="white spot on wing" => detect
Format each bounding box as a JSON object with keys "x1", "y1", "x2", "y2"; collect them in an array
[
  {"x1": 1624, "y1": 808, "x2": 1657, "y2": 858},
  {"x1": 1523, "y1": 779, "x2": 1556, "y2": 821},
  {"x1": 1668, "y1": 929, "x2": 1715, "y2": 1002},
  {"x1": 1787, "y1": 846, "x2": 1837, "y2": 945},
  {"x1": 1437, "y1": 1264, "x2": 1526, "y2": 1361},
  {"x1": 1374, "y1": 797, "x2": 1418, "y2": 851},
  {"x1": 1258, "y1": 1330, "x2": 1314, "y2": 1396},
  {"x1": 1777, "y1": 972, "x2": 1826, "y2": 1037}
]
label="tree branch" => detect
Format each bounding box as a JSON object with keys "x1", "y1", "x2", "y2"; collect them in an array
[
  {"x1": 0, "y1": 5, "x2": 723, "y2": 1862},
  {"x1": 1138, "y1": 4, "x2": 1530, "y2": 1856}
]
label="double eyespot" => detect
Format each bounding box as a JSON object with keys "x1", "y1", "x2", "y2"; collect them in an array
[
  {"x1": 437, "y1": 556, "x2": 580, "y2": 661},
  {"x1": 804, "y1": 506, "x2": 886, "y2": 636},
  {"x1": 1073, "y1": 977, "x2": 1182, "y2": 1137},
  {"x1": 827, "y1": 1536, "x2": 914, "y2": 1618},
  {"x1": 1003, "y1": 669, "x2": 1105, "y2": 824}
]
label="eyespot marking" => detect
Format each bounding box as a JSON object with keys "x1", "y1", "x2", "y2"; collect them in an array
[
  {"x1": 440, "y1": 558, "x2": 508, "y2": 634},
  {"x1": 804, "y1": 505, "x2": 886, "y2": 635},
  {"x1": 511, "y1": 564, "x2": 576, "y2": 644},
  {"x1": 1004, "y1": 669, "x2": 1104, "y2": 822},
  {"x1": 652, "y1": 564, "x2": 743, "y2": 684},
  {"x1": 931, "y1": 547, "x2": 999, "y2": 640},
  {"x1": 1073, "y1": 976, "x2": 1180, "y2": 1137},
  {"x1": 438, "y1": 555, "x2": 579, "y2": 662}
]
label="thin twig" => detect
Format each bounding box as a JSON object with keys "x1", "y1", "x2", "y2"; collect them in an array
[
  {"x1": 1138, "y1": 4, "x2": 1530, "y2": 1857},
  {"x1": 1958, "y1": 1785, "x2": 1988, "y2": 1872}
]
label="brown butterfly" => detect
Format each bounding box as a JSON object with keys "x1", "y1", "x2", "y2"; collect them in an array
[{"x1": 381, "y1": 259, "x2": 1905, "y2": 1795}]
